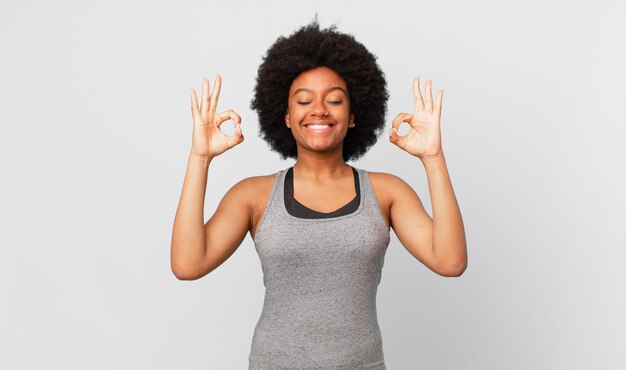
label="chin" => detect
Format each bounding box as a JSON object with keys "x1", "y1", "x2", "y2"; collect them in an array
[{"x1": 305, "y1": 140, "x2": 343, "y2": 153}]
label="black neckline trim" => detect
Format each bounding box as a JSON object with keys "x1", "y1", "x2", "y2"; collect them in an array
[{"x1": 284, "y1": 166, "x2": 361, "y2": 219}]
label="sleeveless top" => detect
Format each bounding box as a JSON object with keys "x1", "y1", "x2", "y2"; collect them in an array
[
  {"x1": 284, "y1": 166, "x2": 360, "y2": 218},
  {"x1": 249, "y1": 166, "x2": 390, "y2": 370}
]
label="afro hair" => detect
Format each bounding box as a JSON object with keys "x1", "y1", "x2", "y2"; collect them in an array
[{"x1": 251, "y1": 18, "x2": 389, "y2": 162}]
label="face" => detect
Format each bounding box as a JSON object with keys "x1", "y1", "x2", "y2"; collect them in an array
[{"x1": 285, "y1": 66, "x2": 355, "y2": 155}]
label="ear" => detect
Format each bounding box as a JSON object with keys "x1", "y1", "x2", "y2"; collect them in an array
[
  {"x1": 349, "y1": 112, "x2": 355, "y2": 128},
  {"x1": 285, "y1": 109, "x2": 291, "y2": 128}
]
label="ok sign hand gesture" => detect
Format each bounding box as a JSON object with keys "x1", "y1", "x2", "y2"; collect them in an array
[
  {"x1": 189, "y1": 75, "x2": 244, "y2": 158},
  {"x1": 389, "y1": 77, "x2": 444, "y2": 160}
]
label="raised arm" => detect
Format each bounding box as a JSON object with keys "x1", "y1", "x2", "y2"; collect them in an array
[
  {"x1": 170, "y1": 75, "x2": 247, "y2": 280},
  {"x1": 388, "y1": 77, "x2": 467, "y2": 277}
]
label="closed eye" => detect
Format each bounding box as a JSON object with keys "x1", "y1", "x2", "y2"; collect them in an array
[{"x1": 296, "y1": 101, "x2": 342, "y2": 105}]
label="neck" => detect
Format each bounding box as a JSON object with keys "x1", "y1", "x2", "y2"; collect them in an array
[{"x1": 292, "y1": 151, "x2": 351, "y2": 182}]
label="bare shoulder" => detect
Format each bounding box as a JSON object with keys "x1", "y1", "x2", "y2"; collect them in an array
[
  {"x1": 363, "y1": 171, "x2": 409, "y2": 229},
  {"x1": 366, "y1": 170, "x2": 424, "y2": 230},
  {"x1": 230, "y1": 172, "x2": 279, "y2": 237},
  {"x1": 366, "y1": 170, "x2": 421, "y2": 207},
  {"x1": 233, "y1": 173, "x2": 276, "y2": 190},
  {"x1": 366, "y1": 170, "x2": 414, "y2": 197},
  {"x1": 229, "y1": 172, "x2": 277, "y2": 206},
  {"x1": 366, "y1": 171, "x2": 407, "y2": 187}
]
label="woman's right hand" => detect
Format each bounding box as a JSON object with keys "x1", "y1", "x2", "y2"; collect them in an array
[{"x1": 189, "y1": 74, "x2": 244, "y2": 158}]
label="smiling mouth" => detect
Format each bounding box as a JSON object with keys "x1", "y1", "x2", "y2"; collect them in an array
[
  {"x1": 303, "y1": 122, "x2": 335, "y2": 128},
  {"x1": 304, "y1": 123, "x2": 335, "y2": 134},
  {"x1": 305, "y1": 123, "x2": 334, "y2": 128}
]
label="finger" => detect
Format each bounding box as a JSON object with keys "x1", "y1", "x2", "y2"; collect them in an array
[
  {"x1": 390, "y1": 112, "x2": 414, "y2": 150},
  {"x1": 199, "y1": 78, "x2": 210, "y2": 115},
  {"x1": 389, "y1": 127, "x2": 405, "y2": 148},
  {"x1": 391, "y1": 113, "x2": 413, "y2": 133},
  {"x1": 229, "y1": 122, "x2": 245, "y2": 146},
  {"x1": 219, "y1": 110, "x2": 244, "y2": 147},
  {"x1": 214, "y1": 109, "x2": 242, "y2": 127},
  {"x1": 208, "y1": 74, "x2": 222, "y2": 113},
  {"x1": 434, "y1": 89, "x2": 444, "y2": 119},
  {"x1": 190, "y1": 88, "x2": 201, "y2": 122},
  {"x1": 425, "y1": 79, "x2": 433, "y2": 112},
  {"x1": 412, "y1": 77, "x2": 425, "y2": 111}
]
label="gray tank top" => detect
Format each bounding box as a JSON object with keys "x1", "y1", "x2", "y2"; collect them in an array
[{"x1": 249, "y1": 166, "x2": 390, "y2": 369}]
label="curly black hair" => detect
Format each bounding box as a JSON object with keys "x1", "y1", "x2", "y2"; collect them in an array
[{"x1": 251, "y1": 19, "x2": 389, "y2": 162}]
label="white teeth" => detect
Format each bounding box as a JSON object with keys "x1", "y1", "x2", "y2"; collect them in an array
[{"x1": 307, "y1": 124, "x2": 332, "y2": 129}]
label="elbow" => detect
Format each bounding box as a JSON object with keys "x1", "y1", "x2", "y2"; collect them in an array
[
  {"x1": 437, "y1": 265, "x2": 466, "y2": 277},
  {"x1": 432, "y1": 241, "x2": 467, "y2": 277},
  {"x1": 436, "y1": 256, "x2": 468, "y2": 277},
  {"x1": 444, "y1": 262, "x2": 467, "y2": 277},
  {"x1": 171, "y1": 243, "x2": 209, "y2": 280},
  {"x1": 171, "y1": 260, "x2": 203, "y2": 281},
  {"x1": 171, "y1": 266, "x2": 195, "y2": 280},
  {"x1": 172, "y1": 269, "x2": 195, "y2": 281}
]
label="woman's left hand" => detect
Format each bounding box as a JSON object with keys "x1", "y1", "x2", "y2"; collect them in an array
[{"x1": 389, "y1": 77, "x2": 444, "y2": 159}]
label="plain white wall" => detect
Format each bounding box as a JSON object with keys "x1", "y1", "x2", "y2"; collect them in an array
[{"x1": 1, "y1": 0, "x2": 625, "y2": 369}]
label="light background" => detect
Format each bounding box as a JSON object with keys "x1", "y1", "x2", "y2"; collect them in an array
[{"x1": 1, "y1": 0, "x2": 625, "y2": 369}]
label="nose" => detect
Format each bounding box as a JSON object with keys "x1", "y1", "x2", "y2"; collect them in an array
[{"x1": 310, "y1": 100, "x2": 328, "y2": 117}]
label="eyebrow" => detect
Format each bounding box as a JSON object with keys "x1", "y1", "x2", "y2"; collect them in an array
[{"x1": 292, "y1": 86, "x2": 348, "y2": 97}]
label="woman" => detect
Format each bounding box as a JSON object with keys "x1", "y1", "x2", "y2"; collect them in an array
[{"x1": 171, "y1": 20, "x2": 467, "y2": 370}]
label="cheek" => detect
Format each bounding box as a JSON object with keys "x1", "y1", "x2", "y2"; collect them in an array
[
  {"x1": 334, "y1": 107, "x2": 351, "y2": 120},
  {"x1": 291, "y1": 108, "x2": 310, "y2": 122}
]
